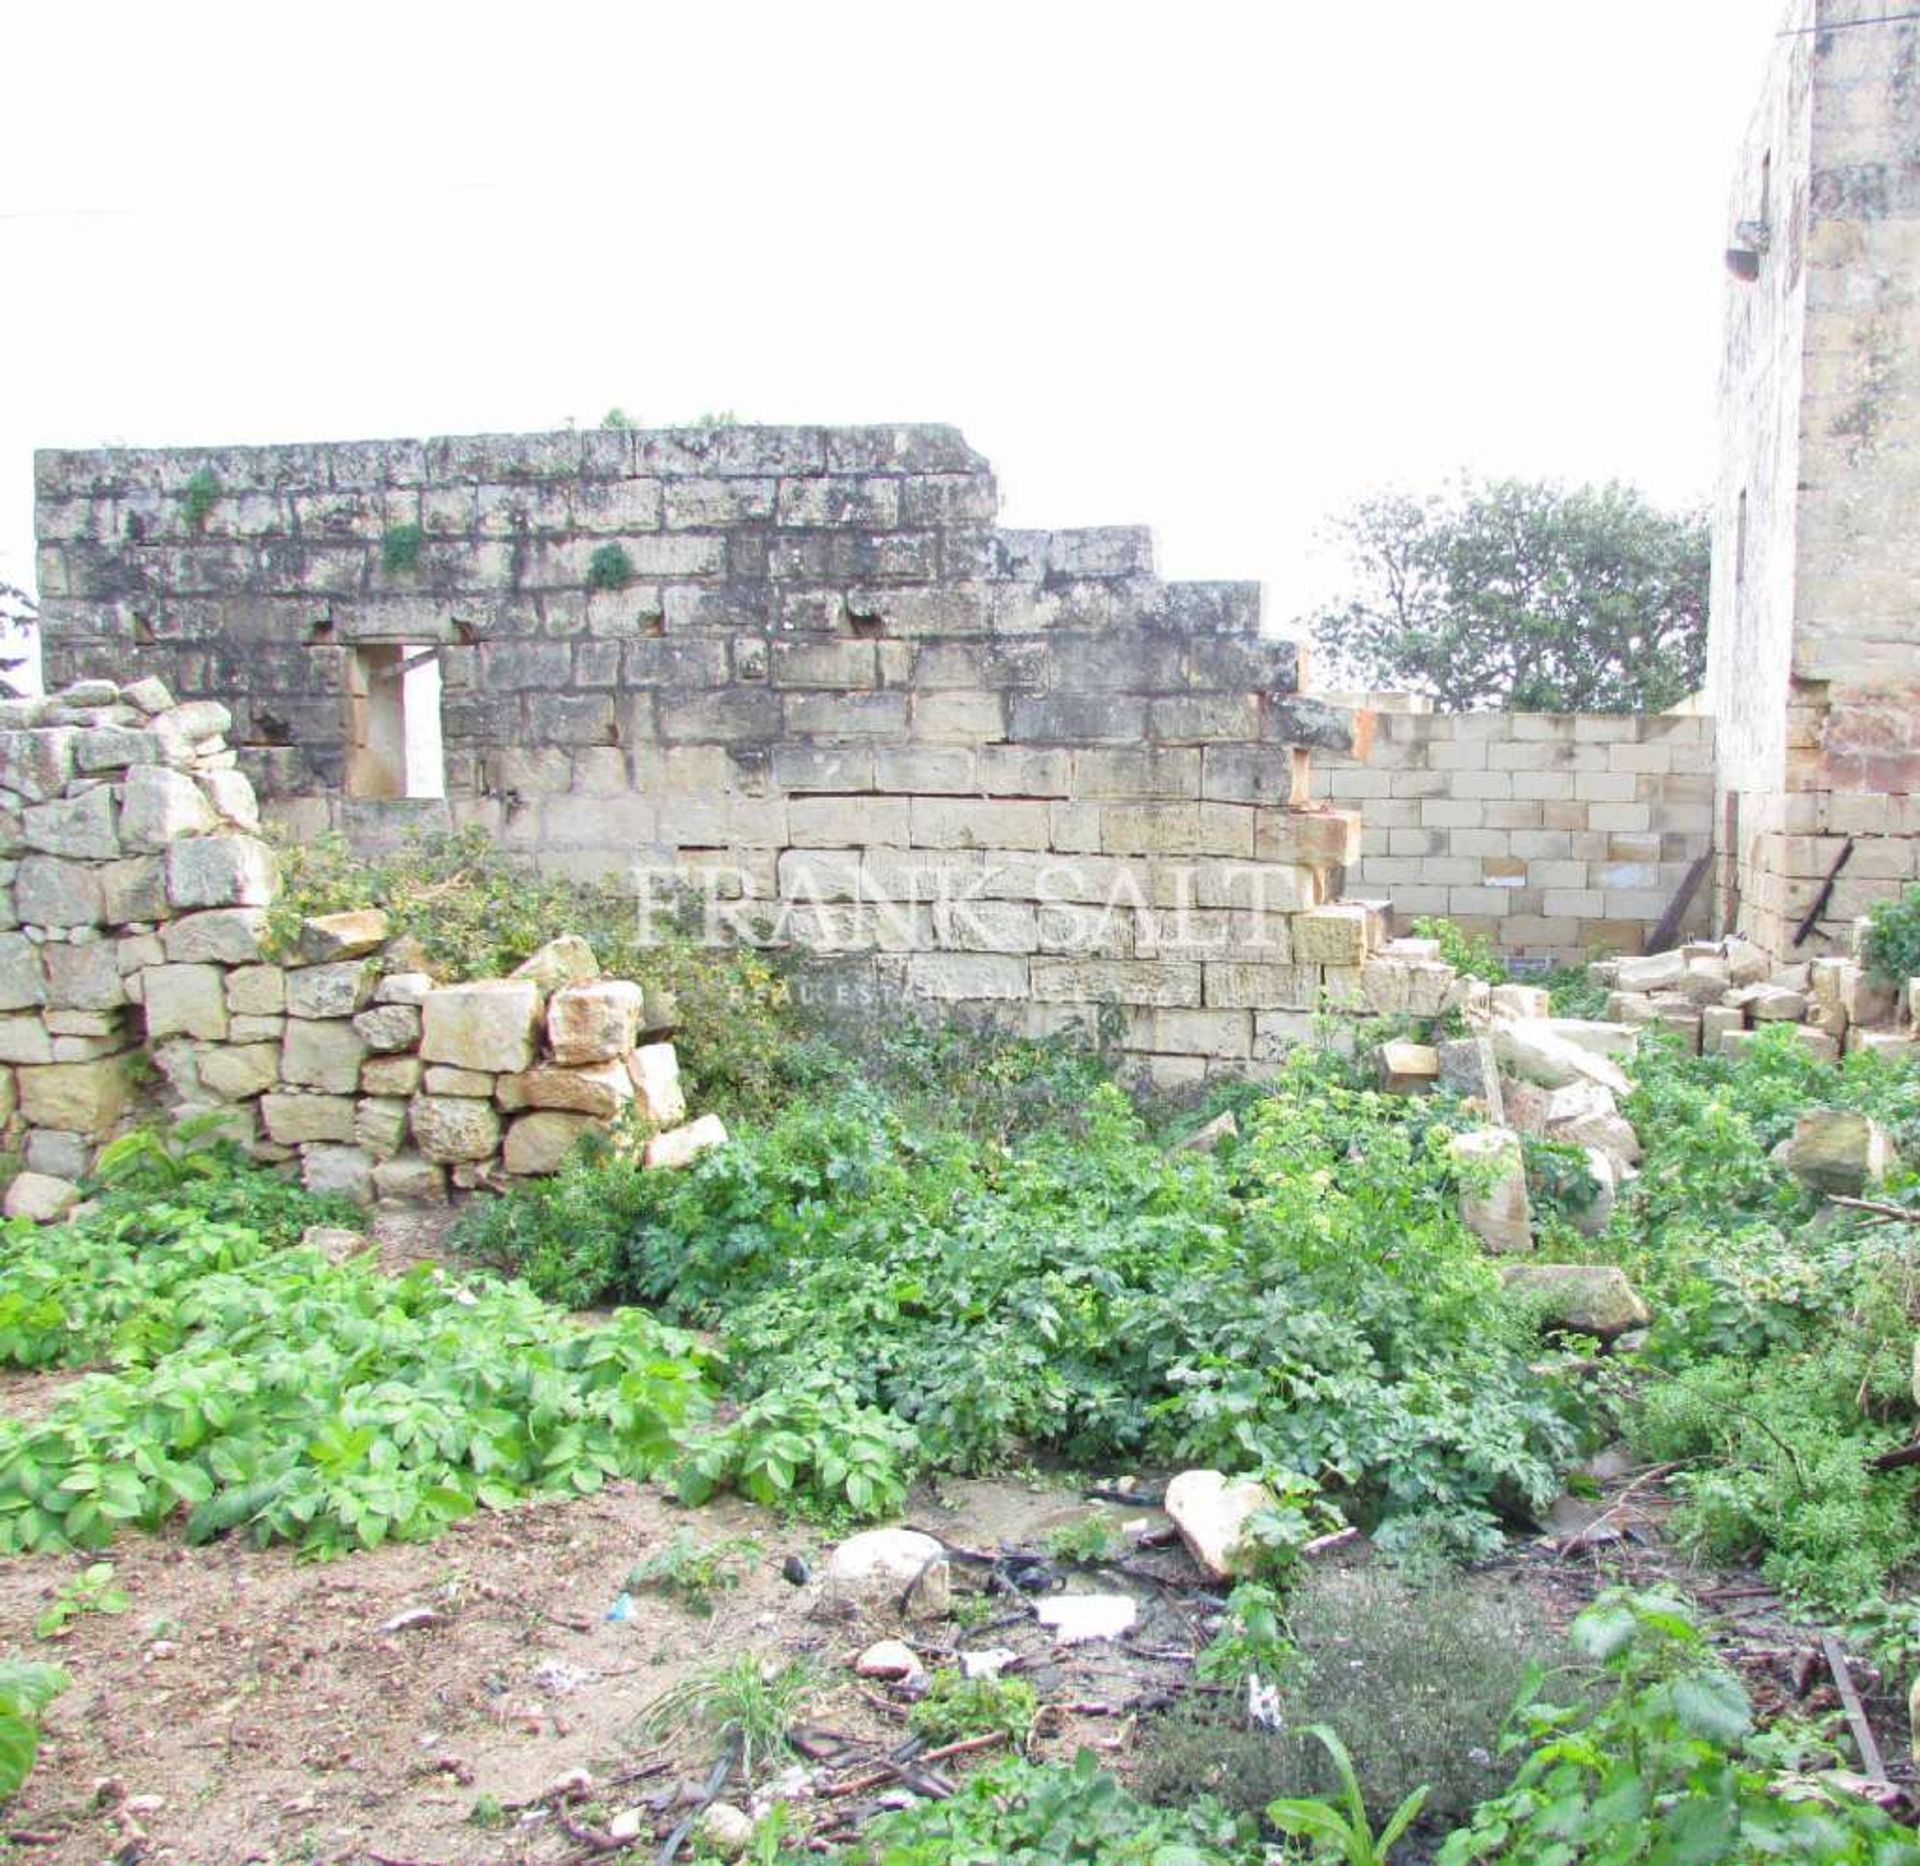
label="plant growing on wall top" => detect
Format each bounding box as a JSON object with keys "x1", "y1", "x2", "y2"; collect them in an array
[
  {"x1": 180, "y1": 468, "x2": 221, "y2": 534},
  {"x1": 380, "y1": 523, "x2": 425, "y2": 574},
  {"x1": 586, "y1": 542, "x2": 636, "y2": 592}
]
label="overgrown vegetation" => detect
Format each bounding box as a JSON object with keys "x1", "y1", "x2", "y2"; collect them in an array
[
  {"x1": 0, "y1": 1657, "x2": 68, "y2": 1802},
  {"x1": 1862, "y1": 884, "x2": 1920, "y2": 991},
  {"x1": 586, "y1": 541, "x2": 636, "y2": 590},
  {"x1": 180, "y1": 466, "x2": 221, "y2": 533},
  {"x1": 380, "y1": 521, "x2": 426, "y2": 573}
]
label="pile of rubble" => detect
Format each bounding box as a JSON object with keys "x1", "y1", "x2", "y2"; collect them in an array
[{"x1": 1594, "y1": 935, "x2": 1918, "y2": 1062}]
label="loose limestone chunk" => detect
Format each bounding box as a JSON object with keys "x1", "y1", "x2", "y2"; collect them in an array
[
  {"x1": 629, "y1": 1042, "x2": 687, "y2": 1130},
  {"x1": 503, "y1": 1110, "x2": 599, "y2": 1174},
  {"x1": 120, "y1": 766, "x2": 216, "y2": 849},
  {"x1": 1450, "y1": 1126, "x2": 1533, "y2": 1253},
  {"x1": 411, "y1": 1094, "x2": 503, "y2": 1163},
  {"x1": 296, "y1": 909, "x2": 391, "y2": 963},
  {"x1": 1491, "y1": 1019, "x2": 1631, "y2": 1097},
  {"x1": 546, "y1": 980, "x2": 644, "y2": 1065},
  {"x1": 510, "y1": 1062, "x2": 633, "y2": 1119},
  {"x1": 1164, "y1": 1469, "x2": 1277, "y2": 1582},
  {"x1": 1377, "y1": 1039, "x2": 1439, "y2": 1095},
  {"x1": 4, "y1": 1172, "x2": 79, "y2": 1222},
  {"x1": 822, "y1": 1528, "x2": 951, "y2": 1619},
  {"x1": 511, "y1": 935, "x2": 600, "y2": 989},
  {"x1": 1785, "y1": 1108, "x2": 1895, "y2": 1196},
  {"x1": 1503, "y1": 1263, "x2": 1650, "y2": 1343},
  {"x1": 421, "y1": 979, "x2": 543, "y2": 1075},
  {"x1": 643, "y1": 1113, "x2": 728, "y2": 1170}
]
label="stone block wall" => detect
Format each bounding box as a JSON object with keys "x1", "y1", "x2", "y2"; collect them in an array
[
  {"x1": 0, "y1": 676, "x2": 715, "y2": 1217},
  {"x1": 32, "y1": 425, "x2": 1386, "y2": 1080},
  {"x1": 1707, "y1": 0, "x2": 1920, "y2": 958},
  {"x1": 1313, "y1": 706, "x2": 1717, "y2": 964}
]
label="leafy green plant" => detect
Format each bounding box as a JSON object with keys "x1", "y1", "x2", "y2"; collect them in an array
[
  {"x1": 0, "y1": 1657, "x2": 68, "y2": 1802},
  {"x1": 1437, "y1": 1590, "x2": 1920, "y2": 1864},
  {"x1": 1862, "y1": 885, "x2": 1920, "y2": 990},
  {"x1": 1043, "y1": 1514, "x2": 1118, "y2": 1564},
  {"x1": 601, "y1": 407, "x2": 640, "y2": 430},
  {"x1": 34, "y1": 1562, "x2": 129, "y2": 1639},
  {"x1": 909, "y1": 1670, "x2": 1039, "y2": 1748},
  {"x1": 180, "y1": 466, "x2": 221, "y2": 533},
  {"x1": 381, "y1": 522, "x2": 426, "y2": 573},
  {"x1": 630, "y1": 1530, "x2": 762, "y2": 1617},
  {"x1": 586, "y1": 541, "x2": 636, "y2": 591},
  {"x1": 1194, "y1": 1580, "x2": 1296, "y2": 1691},
  {"x1": 1411, "y1": 915, "x2": 1508, "y2": 985},
  {"x1": 639, "y1": 1654, "x2": 816, "y2": 1786},
  {"x1": 1267, "y1": 1724, "x2": 1428, "y2": 1865}
]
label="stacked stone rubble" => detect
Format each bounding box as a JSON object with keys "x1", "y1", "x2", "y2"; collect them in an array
[{"x1": 0, "y1": 679, "x2": 717, "y2": 1217}]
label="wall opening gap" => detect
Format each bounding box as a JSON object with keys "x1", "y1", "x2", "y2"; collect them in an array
[{"x1": 346, "y1": 643, "x2": 445, "y2": 800}]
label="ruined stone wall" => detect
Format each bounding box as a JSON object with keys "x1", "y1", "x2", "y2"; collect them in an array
[
  {"x1": 33, "y1": 425, "x2": 1385, "y2": 1082},
  {"x1": 1709, "y1": 0, "x2": 1920, "y2": 957},
  {"x1": 1315, "y1": 706, "x2": 1717, "y2": 965}
]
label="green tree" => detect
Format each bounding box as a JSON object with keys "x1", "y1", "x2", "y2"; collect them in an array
[{"x1": 1305, "y1": 478, "x2": 1708, "y2": 713}]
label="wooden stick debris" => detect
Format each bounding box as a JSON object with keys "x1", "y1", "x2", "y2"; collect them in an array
[{"x1": 1820, "y1": 1633, "x2": 1888, "y2": 1785}]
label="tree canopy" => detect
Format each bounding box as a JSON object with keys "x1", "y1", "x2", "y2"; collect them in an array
[{"x1": 1303, "y1": 478, "x2": 1709, "y2": 713}]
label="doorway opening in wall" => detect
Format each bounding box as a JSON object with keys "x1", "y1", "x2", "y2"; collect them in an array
[{"x1": 346, "y1": 644, "x2": 446, "y2": 800}]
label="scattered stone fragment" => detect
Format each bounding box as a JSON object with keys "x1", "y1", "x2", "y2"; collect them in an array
[
  {"x1": 1377, "y1": 1039, "x2": 1439, "y2": 1095},
  {"x1": 1502, "y1": 1263, "x2": 1651, "y2": 1342},
  {"x1": 3, "y1": 1171, "x2": 79, "y2": 1221},
  {"x1": 1164, "y1": 1469, "x2": 1276, "y2": 1582},
  {"x1": 511, "y1": 934, "x2": 600, "y2": 989},
  {"x1": 1171, "y1": 1109, "x2": 1239, "y2": 1154},
  {"x1": 1450, "y1": 1125, "x2": 1533, "y2": 1253},
  {"x1": 1035, "y1": 1595, "x2": 1139, "y2": 1643},
  {"x1": 1491, "y1": 1018, "x2": 1632, "y2": 1096},
  {"x1": 644, "y1": 1113, "x2": 728, "y2": 1170},
  {"x1": 696, "y1": 1804, "x2": 754, "y2": 1860},
  {"x1": 1784, "y1": 1107, "x2": 1895, "y2": 1196},
  {"x1": 823, "y1": 1529, "x2": 952, "y2": 1618},
  {"x1": 629, "y1": 1042, "x2": 687, "y2": 1130},
  {"x1": 854, "y1": 1640, "x2": 921, "y2": 1680}
]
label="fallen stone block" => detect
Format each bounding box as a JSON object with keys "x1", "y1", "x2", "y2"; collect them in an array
[
  {"x1": 1438, "y1": 1035, "x2": 1504, "y2": 1121},
  {"x1": 4, "y1": 1171, "x2": 79, "y2": 1222},
  {"x1": 1614, "y1": 950, "x2": 1685, "y2": 992},
  {"x1": 1164, "y1": 1469, "x2": 1276, "y2": 1581},
  {"x1": 296, "y1": 909, "x2": 391, "y2": 963},
  {"x1": 1784, "y1": 1107, "x2": 1895, "y2": 1196},
  {"x1": 823, "y1": 1528, "x2": 951, "y2": 1619},
  {"x1": 629, "y1": 1042, "x2": 687, "y2": 1130},
  {"x1": 643, "y1": 1113, "x2": 728, "y2": 1170},
  {"x1": 1378, "y1": 1039, "x2": 1440, "y2": 1094},
  {"x1": 1450, "y1": 1125, "x2": 1533, "y2": 1253},
  {"x1": 1171, "y1": 1109, "x2": 1238, "y2": 1154},
  {"x1": 1492, "y1": 1019, "x2": 1631, "y2": 1096},
  {"x1": 1502, "y1": 1263, "x2": 1650, "y2": 1342}
]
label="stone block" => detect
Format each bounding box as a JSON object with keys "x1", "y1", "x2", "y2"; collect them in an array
[
  {"x1": 98, "y1": 856, "x2": 165, "y2": 924},
  {"x1": 302, "y1": 1143, "x2": 375, "y2": 1206},
  {"x1": 18, "y1": 1056, "x2": 131, "y2": 1134},
  {"x1": 0, "y1": 729, "x2": 76, "y2": 802},
  {"x1": 225, "y1": 964, "x2": 286, "y2": 1015},
  {"x1": 280, "y1": 1018, "x2": 369, "y2": 1093},
  {"x1": 0, "y1": 1013, "x2": 54, "y2": 1065},
  {"x1": 297, "y1": 909, "x2": 391, "y2": 963},
  {"x1": 629, "y1": 1042, "x2": 687, "y2": 1129},
  {"x1": 162, "y1": 907, "x2": 268, "y2": 965},
  {"x1": 22, "y1": 786, "x2": 119, "y2": 860},
  {"x1": 199, "y1": 1042, "x2": 280, "y2": 1101},
  {"x1": 1255, "y1": 810, "x2": 1364, "y2": 868},
  {"x1": 142, "y1": 963, "x2": 229, "y2": 1040},
  {"x1": 410, "y1": 1094, "x2": 503, "y2": 1163},
  {"x1": 423, "y1": 1063, "x2": 494, "y2": 1096},
  {"x1": 166, "y1": 834, "x2": 278, "y2": 909},
  {"x1": 546, "y1": 979, "x2": 644, "y2": 1065},
  {"x1": 1294, "y1": 906, "x2": 1372, "y2": 967},
  {"x1": 643, "y1": 1113, "x2": 729, "y2": 1170},
  {"x1": 120, "y1": 765, "x2": 216, "y2": 849},
  {"x1": 1438, "y1": 1035, "x2": 1504, "y2": 1119},
  {"x1": 353, "y1": 1001, "x2": 421, "y2": 1053},
  {"x1": 0, "y1": 932, "x2": 45, "y2": 1011},
  {"x1": 75, "y1": 726, "x2": 165, "y2": 773},
  {"x1": 16, "y1": 856, "x2": 104, "y2": 928},
  {"x1": 201, "y1": 768, "x2": 260, "y2": 830},
  {"x1": 373, "y1": 1153, "x2": 448, "y2": 1204},
  {"x1": 361, "y1": 1054, "x2": 425, "y2": 1097},
  {"x1": 503, "y1": 1110, "x2": 599, "y2": 1175},
  {"x1": 421, "y1": 979, "x2": 543, "y2": 1074},
  {"x1": 40, "y1": 941, "x2": 121, "y2": 1014},
  {"x1": 261, "y1": 1091, "x2": 358, "y2": 1144},
  {"x1": 1785, "y1": 1107, "x2": 1895, "y2": 1195},
  {"x1": 23, "y1": 1130, "x2": 90, "y2": 1180},
  {"x1": 355, "y1": 1096, "x2": 410, "y2": 1158},
  {"x1": 510, "y1": 1061, "x2": 633, "y2": 1119},
  {"x1": 1450, "y1": 1126, "x2": 1532, "y2": 1253},
  {"x1": 1502, "y1": 1263, "x2": 1650, "y2": 1342},
  {"x1": 1378, "y1": 1039, "x2": 1440, "y2": 1093},
  {"x1": 286, "y1": 960, "x2": 378, "y2": 1020},
  {"x1": 4, "y1": 1172, "x2": 79, "y2": 1222}
]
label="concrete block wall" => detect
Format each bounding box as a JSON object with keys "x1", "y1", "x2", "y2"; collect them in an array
[
  {"x1": 32, "y1": 425, "x2": 1384, "y2": 1082},
  {"x1": 1315, "y1": 708, "x2": 1717, "y2": 965}
]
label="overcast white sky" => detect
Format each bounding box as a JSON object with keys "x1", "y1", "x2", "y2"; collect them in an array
[{"x1": 3, "y1": 1, "x2": 1777, "y2": 632}]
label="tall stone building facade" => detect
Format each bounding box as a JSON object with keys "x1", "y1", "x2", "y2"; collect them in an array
[{"x1": 1708, "y1": 0, "x2": 1920, "y2": 956}]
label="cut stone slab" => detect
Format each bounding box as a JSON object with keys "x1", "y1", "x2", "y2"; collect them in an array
[
  {"x1": 4, "y1": 1172, "x2": 79, "y2": 1222},
  {"x1": 1490, "y1": 983, "x2": 1551, "y2": 1019},
  {"x1": 160, "y1": 907, "x2": 268, "y2": 966},
  {"x1": 410, "y1": 1095, "x2": 503, "y2": 1163},
  {"x1": 1614, "y1": 950, "x2": 1686, "y2": 992},
  {"x1": 279, "y1": 1018, "x2": 369, "y2": 1094},
  {"x1": 120, "y1": 765, "x2": 215, "y2": 849},
  {"x1": 1378, "y1": 1039, "x2": 1439, "y2": 1095},
  {"x1": 511, "y1": 1061, "x2": 633, "y2": 1119},
  {"x1": 823, "y1": 1529, "x2": 951, "y2": 1618},
  {"x1": 297, "y1": 909, "x2": 391, "y2": 963},
  {"x1": 23, "y1": 785, "x2": 119, "y2": 860},
  {"x1": 503, "y1": 1110, "x2": 599, "y2": 1175},
  {"x1": 643, "y1": 1113, "x2": 728, "y2": 1170},
  {"x1": 1492, "y1": 1019, "x2": 1632, "y2": 1096},
  {"x1": 511, "y1": 935, "x2": 600, "y2": 988},
  {"x1": 261, "y1": 1092, "x2": 358, "y2": 1146},
  {"x1": 142, "y1": 963, "x2": 229, "y2": 1041},
  {"x1": 546, "y1": 979, "x2": 644, "y2": 1065},
  {"x1": 1165, "y1": 1470, "x2": 1276, "y2": 1582},
  {"x1": 629, "y1": 1042, "x2": 687, "y2": 1130},
  {"x1": 166, "y1": 834, "x2": 278, "y2": 910},
  {"x1": 1785, "y1": 1107, "x2": 1895, "y2": 1196},
  {"x1": 17, "y1": 1057, "x2": 131, "y2": 1134},
  {"x1": 1503, "y1": 1263, "x2": 1651, "y2": 1342},
  {"x1": 1034, "y1": 1595, "x2": 1139, "y2": 1644},
  {"x1": 420, "y1": 979, "x2": 542, "y2": 1075},
  {"x1": 373, "y1": 1153, "x2": 448, "y2": 1205},
  {"x1": 1450, "y1": 1125, "x2": 1533, "y2": 1253}
]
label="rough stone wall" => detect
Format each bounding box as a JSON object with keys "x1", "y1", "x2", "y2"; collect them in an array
[
  {"x1": 0, "y1": 675, "x2": 714, "y2": 1217},
  {"x1": 1314, "y1": 705, "x2": 1716, "y2": 964},
  {"x1": 33, "y1": 425, "x2": 1385, "y2": 1081},
  {"x1": 1709, "y1": 0, "x2": 1920, "y2": 957}
]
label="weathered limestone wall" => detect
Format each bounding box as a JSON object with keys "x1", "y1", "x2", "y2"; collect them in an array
[
  {"x1": 1314, "y1": 705, "x2": 1717, "y2": 965},
  {"x1": 1709, "y1": 0, "x2": 1920, "y2": 957},
  {"x1": 32, "y1": 425, "x2": 1388, "y2": 1080}
]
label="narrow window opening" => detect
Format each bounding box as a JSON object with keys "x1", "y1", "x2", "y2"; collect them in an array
[
  {"x1": 1734, "y1": 488, "x2": 1749, "y2": 590},
  {"x1": 347, "y1": 643, "x2": 445, "y2": 799}
]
